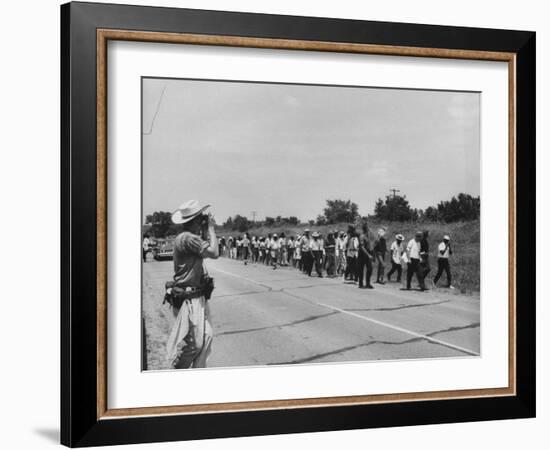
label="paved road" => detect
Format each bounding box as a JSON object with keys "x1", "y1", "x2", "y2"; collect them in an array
[{"x1": 142, "y1": 257, "x2": 480, "y2": 370}]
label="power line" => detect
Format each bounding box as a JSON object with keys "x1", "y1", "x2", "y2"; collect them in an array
[{"x1": 143, "y1": 85, "x2": 166, "y2": 135}]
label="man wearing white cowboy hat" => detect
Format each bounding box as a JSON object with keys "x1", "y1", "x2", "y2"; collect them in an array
[{"x1": 165, "y1": 200, "x2": 219, "y2": 369}]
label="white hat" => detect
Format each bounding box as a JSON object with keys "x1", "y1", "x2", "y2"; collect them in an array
[
  {"x1": 312, "y1": 231, "x2": 320, "y2": 238},
  {"x1": 395, "y1": 234, "x2": 404, "y2": 241},
  {"x1": 443, "y1": 235, "x2": 451, "y2": 240},
  {"x1": 171, "y1": 200, "x2": 210, "y2": 224}
]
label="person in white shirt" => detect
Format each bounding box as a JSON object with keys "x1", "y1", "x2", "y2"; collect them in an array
[
  {"x1": 406, "y1": 231, "x2": 426, "y2": 290},
  {"x1": 236, "y1": 237, "x2": 243, "y2": 259},
  {"x1": 310, "y1": 231, "x2": 324, "y2": 277},
  {"x1": 142, "y1": 234, "x2": 152, "y2": 262},
  {"x1": 335, "y1": 232, "x2": 347, "y2": 276},
  {"x1": 265, "y1": 233, "x2": 272, "y2": 266},
  {"x1": 344, "y1": 225, "x2": 359, "y2": 282},
  {"x1": 259, "y1": 237, "x2": 266, "y2": 263},
  {"x1": 270, "y1": 233, "x2": 280, "y2": 269},
  {"x1": 293, "y1": 235, "x2": 302, "y2": 270},
  {"x1": 433, "y1": 235, "x2": 453, "y2": 288},
  {"x1": 279, "y1": 233, "x2": 288, "y2": 266},
  {"x1": 241, "y1": 233, "x2": 250, "y2": 265},
  {"x1": 387, "y1": 234, "x2": 405, "y2": 282}
]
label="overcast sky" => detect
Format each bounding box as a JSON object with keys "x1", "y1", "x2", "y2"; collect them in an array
[{"x1": 142, "y1": 78, "x2": 480, "y2": 223}]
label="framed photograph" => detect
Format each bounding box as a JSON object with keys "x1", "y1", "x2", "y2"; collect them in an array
[{"x1": 61, "y1": 2, "x2": 535, "y2": 447}]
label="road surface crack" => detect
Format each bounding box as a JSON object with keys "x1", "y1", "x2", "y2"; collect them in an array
[
  {"x1": 344, "y1": 300, "x2": 451, "y2": 312},
  {"x1": 216, "y1": 311, "x2": 340, "y2": 336},
  {"x1": 426, "y1": 322, "x2": 480, "y2": 337},
  {"x1": 270, "y1": 322, "x2": 480, "y2": 365}
]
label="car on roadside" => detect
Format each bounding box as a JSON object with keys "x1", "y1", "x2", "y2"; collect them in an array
[{"x1": 152, "y1": 237, "x2": 175, "y2": 260}]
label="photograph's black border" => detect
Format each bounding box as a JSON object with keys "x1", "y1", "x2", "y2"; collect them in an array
[{"x1": 61, "y1": 2, "x2": 535, "y2": 447}]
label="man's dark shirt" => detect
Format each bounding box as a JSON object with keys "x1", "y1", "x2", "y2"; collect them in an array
[
  {"x1": 420, "y1": 238, "x2": 429, "y2": 254},
  {"x1": 358, "y1": 233, "x2": 372, "y2": 259},
  {"x1": 374, "y1": 237, "x2": 387, "y2": 257},
  {"x1": 325, "y1": 235, "x2": 336, "y2": 252}
]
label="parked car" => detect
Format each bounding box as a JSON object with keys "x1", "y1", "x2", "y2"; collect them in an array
[{"x1": 153, "y1": 237, "x2": 175, "y2": 260}]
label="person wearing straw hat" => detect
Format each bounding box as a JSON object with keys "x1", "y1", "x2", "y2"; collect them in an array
[
  {"x1": 164, "y1": 200, "x2": 219, "y2": 369},
  {"x1": 387, "y1": 234, "x2": 405, "y2": 283},
  {"x1": 433, "y1": 234, "x2": 454, "y2": 288}
]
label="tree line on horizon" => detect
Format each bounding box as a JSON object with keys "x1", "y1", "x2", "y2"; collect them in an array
[{"x1": 143, "y1": 193, "x2": 480, "y2": 238}]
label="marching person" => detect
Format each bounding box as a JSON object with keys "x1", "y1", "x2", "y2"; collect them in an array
[
  {"x1": 300, "y1": 229, "x2": 313, "y2": 275},
  {"x1": 419, "y1": 230, "x2": 431, "y2": 286},
  {"x1": 259, "y1": 237, "x2": 266, "y2": 263},
  {"x1": 344, "y1": 225, "x2": 359, "y2": 282},
  {"x1": 406, "y1": 231, "x2": 426, "y2": 291},
  {"x1": 373, "y1": 227, "x2": 387, "y2": 284},
  {"x1": 227, "y1": 236, "x2": 234, "y2": 259},
  {"x1": 279, "y1": 232, "x2": 288, "y2": 266},
  {"x1": 294, "y1": 234, "x2": 302, "y2": 270},
  {"x1": 387, "y1": 234, "x2": 405, "y2": 283},
  {"x1": 242, "y1": 232, "x2": 251, "y2": 265},
  {"x1": 324, "y1": 232, "x2": 336, "y2": 277},
  {"x1": 236, "y1": 236, "x2": 243, "y2": 260},
  {"x1": 265, "y1": 233, "x2": 272, "y2": 266},
  {"x1": 357, "y1": 223, "x2": 374, "y2": 289},
  {"x1": 288, "y1": 236, "x2": 296, "y2": 266},
  {"x1": 433, "y1": 234, "x2": 454, "y2": 288},
  {"x1": 270, "y1": 233, "x2": 280, "y2": 269},
  {"x1": 164, "y1": 200, "x2": 218, "y2": 369},
  {"x1": 335, "y1": 231, "x2": 346, "y2": 276},
  {"x1": 142, "y1": 233, "x2": 151, "y2": 262},
  {"x1": 310, "y1": 231, "x2": 324, "y2": 277}
]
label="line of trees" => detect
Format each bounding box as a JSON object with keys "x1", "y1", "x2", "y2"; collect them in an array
[
  {"x1": 373, "y1": 193, "x2": 480, "y2": 223},
  {"x1": 422, "y1": 193, "x2": 480, "y2": 222},
  {"x1": 144, "y1": 192, "x2": 480, "y2": 238}
]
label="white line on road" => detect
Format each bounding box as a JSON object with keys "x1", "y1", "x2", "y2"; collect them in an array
[{"x1": 210, "y1": 263, "x2": 480, "y2": 356}]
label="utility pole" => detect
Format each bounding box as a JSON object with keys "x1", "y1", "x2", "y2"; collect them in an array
[
  {"x1": 251, "y1": 211, "x2": 257, "y2": 223},
  {"x1": 389, "y1": 188, "x2": 400, "y2": 199},
  {"x1": 389, "y1": 188, "x2": 400, "y2": 223}
]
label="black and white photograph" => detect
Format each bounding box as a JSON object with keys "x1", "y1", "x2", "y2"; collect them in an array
[{"x1": 141, "y1": 77, "x2": 481, "y2": 371}]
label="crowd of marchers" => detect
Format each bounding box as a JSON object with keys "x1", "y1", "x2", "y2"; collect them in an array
[{"x1": 217, "y1": 225, "x2": 454, "y2": 291}]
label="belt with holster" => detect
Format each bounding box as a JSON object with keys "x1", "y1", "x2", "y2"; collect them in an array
[{"x1": 163, "y1": 281, "x2": 205, "y2": 307}]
